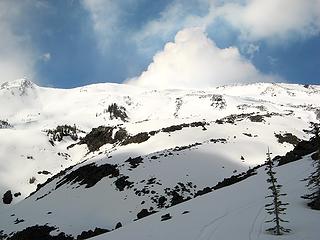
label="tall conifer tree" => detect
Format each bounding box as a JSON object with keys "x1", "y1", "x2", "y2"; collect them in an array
[
  {"x1": 265, "y1": 148, "x2": 290, "y2": 235},
  {"x1": 302, "y1": 124, "x2": 320, "y2": 210}
]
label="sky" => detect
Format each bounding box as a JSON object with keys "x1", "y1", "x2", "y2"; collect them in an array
[{"x1": 0, "y1": 0, "x2": 319, "y2": 89}]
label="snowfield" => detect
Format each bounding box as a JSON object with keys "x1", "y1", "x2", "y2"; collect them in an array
[
  {"x1": 0, "y1": 78, "x2": 319, "y2": 239},
  {"x1": 93, "y1": 155, "x2": 320, "y2": 240}
]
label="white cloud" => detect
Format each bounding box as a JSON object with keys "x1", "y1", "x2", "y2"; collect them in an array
[
  {"x1": 81, "y1": 0, "x2": 120, "y2": 50},
  {"x1": 134, "y1": 0, "x2": 320, "y2": 46},
  {"x1": 81, "y1": 0, "x2": 138, "y2": 51},
  {"x1": 133, "y1": 1, "x2": 194, "y2": 43},
  {"x1": 127, "y1": 28, "x2": 275, "y2": 89},
  {"x1": 81, "y1": 0, "x2": 319, "y2": 88},
  {"x1": 218, "y1": 0, "x2": 320, "y2": 41},
  {"x1": 132, "y1": 0, "x2": 215, "y2": 52},
  {"x1": 40, "y1": 53, "x2": 51, "y2": 62},
  {"x1": 0, "y1": 1, "x2": 37, "y2": 83}
]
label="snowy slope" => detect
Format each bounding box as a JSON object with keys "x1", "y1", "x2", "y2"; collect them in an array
[
  {"x1": 0, "y1": 79, "x2": 319, "y2": 239},
  {"x1": 93, "y1": 155, "x2": 320, "y2": 240}
]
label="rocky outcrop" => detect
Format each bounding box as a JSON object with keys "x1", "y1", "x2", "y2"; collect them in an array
[
  {"x1": 78, "y1": 126, "x2": 127, "y2": 152},
  {"x1": 0, "y1": 120, "x2": 12, "y2": 129},
  {"x1": 6, "y1": 225, "x2": 73, "y2": 240},
  {"x1": 45, "y1": 125, "x2": 83, "y2": 143},
  {"x1": 277, "y1": 137, "x2": 319, "y2": 166},
  {"x1": 56, "y1": 163, "x2": 119, "y2": 189},
  {"x1": 114, "y1": 176, "x2": 134, "y2": 191},
  {"x1": 122, "y1": 132, "x2": 150, "y2": 145},
  {"x1": 77, "y1": 228, "x2": 109, "y2": 240},
  {"x1": 2, "y1": 190, "x2": 12, "y2": 204},
  {"x1": 136, "y1": 209, "x2": 156, "y2": 219},
  {"x1": 107, "y1": 103, "x2": 128, "y2": 121},
  {"x1": 274, "y1": 132, "x2": 300, "y2": 145}
]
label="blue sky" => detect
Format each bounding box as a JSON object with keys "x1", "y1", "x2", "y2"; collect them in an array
[{"x1": 0, "y1": 0, "x2": 319, "y2": 88}]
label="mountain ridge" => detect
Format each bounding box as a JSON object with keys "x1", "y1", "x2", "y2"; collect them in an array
[{"x1": 0, "y1": 79, "x2": 319, "y2": 239}]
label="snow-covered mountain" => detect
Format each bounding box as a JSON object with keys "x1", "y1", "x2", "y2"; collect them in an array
[{"x1": 0, "y1": 78, "x2": 319, "y2": 239}]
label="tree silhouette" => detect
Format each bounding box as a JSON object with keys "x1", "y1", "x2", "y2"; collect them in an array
[
  {"x1": 265, "y1": 148, "x2": 291, "y2": 235},
  {"x1": 302, "y1": 123, "x2": 320, "y2": 210}
]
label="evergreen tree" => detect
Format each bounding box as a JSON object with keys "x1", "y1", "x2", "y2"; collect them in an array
[
  {"x1": 265, "y1": 148, "x2": 290, "y2": 235},
  {"x1": 302, "y1": 123, "x2": 320, "y2": 210}
]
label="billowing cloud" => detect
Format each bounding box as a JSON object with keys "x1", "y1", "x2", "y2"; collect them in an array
[
  {"x1": 132, "y1": 0, "x2": 213, "y2": 53},
  {"x1": 0, "y1": 1, "x2": 37, "y2": 83},
  {"x1": 135, "y1": 0, "x2": 320, "y2": 44},
  {"x1": 81, "y1": 0, "x2": 319, "y2": 88},
  {"x1": 218, "y1": 0, "x2": 320, "y2": 41},
  {"x1": 127, "y1": 28, "x2": 276, "y2": 89}
]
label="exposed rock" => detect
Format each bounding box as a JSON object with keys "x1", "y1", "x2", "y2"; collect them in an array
[
  {"x1": 77, "y1": 228, "x2": 109, "y2": 240},
  {"x1": 137, "y1": 209, "x2": 156, "y2": 219},
  {"x1": 170, "y1": 191, "x2": 185, "y2": 206},
  {"x1": 45, "y1": 125, "x2": 82, "y2": 142},
  {"x1": 162, "y1": 121, "x2": 206, "y2": 133},
  {"x1": 210, "y1": 95, "x2": 226, "y2": 109},
  {"x1": 161, "y1": 213, "x2": 172, "y2": 221},
  {"x1": 162, "y1": 124, "x2": 184, "y2": 132},
  {"x1": 7, "y1": 225, "x2": 74, "y2": 240},
  {"x1": 315, "y1": 109, "x2": 320, "y2": 120},
  {"x1": 14, "y1": 192, "x2": 21, "y2": 197},
  {"x1": 311, "y1": 151, "x2": 319, "y2": 160},
  {"x1": 216, "y1": 112, "x2": 281, "y2": 125},
  {"x1": 173, "y1": 142, "x2": 202, "y2": 152},
  {"x1": 2, "y1": 190, "x2": 13, "y2": 204},
  {"x1": 209, "y1": 138, "x2": 227, "y2": 144},
  {"x1": 249, "y1": 115, "x2": 264, "y2": 122},
  {"x1": 38, "y1": 170, "x2": 52, "y2": 175},
  {"x1": 115, "y1": 222, "x2": 122, "y2": 229},
  {"x1": 213, "y1": 167, "x2": 259, "y2": 190},
  {"x1": 174, "y1": 98, "x2": 183, "y2": 118},
  {"x1": 275, "y1": 132, "x2": 300, "y2": 145},
  {"x1": 277, "y1": 137, "x2": 319, "y2": 166},
  {"x1": 114, "y1": 176, "x2": 133, "y2": 191},
  {"x1": 157, "y1": 196, "x2": 167, "y2": 208},
  {"x1": 0, "y1": 230, "x2": 7, "y2": 239},
  {"x1": 78, "y1": 126, "x2": 119, "y2": 152},
  {"x1": 106, "y1": 103, "x2": 128, "y2": 121},
  {"x1": 0, "y1": 120, "x2": 12, "y2": 129},
  {"x1": 122, "y1": 132, "x2": 150, "y2": 145},
  {"x1": 114, "y1": 128, "x2": 128, "y2": 142},
  {"x1": 1, "y1": 79, "x2": 35, "y2": 96},
  {"x1": 29, "y1": 165, "x2": 74, "y2": 198},
  {"x1": 147, "y1": 177, "x2": 159, "y2": 185},
  {"x1": 125, "y1": 156, "x2": 143, "y2": 169},
  {"x1": 56, "y1": 163, "x2": 119, "y2": 189},
  {"x1": 78, "y1": 126, "x2": 150, "y2": 151},
  {"x1": 194, "y1": 187, "x2": 212, "y2": 197},
  {"x1": 14, "y1": 218, "x2": 25, "y2": 224},
  {"x1": 308, "y1": 198, "x2": 320, "y2": 210},
  {"x1": 29, "y1": 177, "x2": 36, "y2": 184},
  {"x1": 243, "y1": 133, "x2": 252, "y2": 137}
]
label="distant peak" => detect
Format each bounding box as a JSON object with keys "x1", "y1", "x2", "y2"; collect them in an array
[
  {"x1": 1, "y1": 78, "x2": 36, "y2": 88},
  {"x1": 0, "y1": 78, "x2": 37, "y2": 96}
]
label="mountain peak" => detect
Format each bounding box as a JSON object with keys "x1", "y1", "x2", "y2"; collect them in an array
[
  {"x1": 1, "y1": 78, "x2": 35, "y2": 88},
  {"x1": 0, "y1": 78, "x2": 37, "y2": 96}
]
